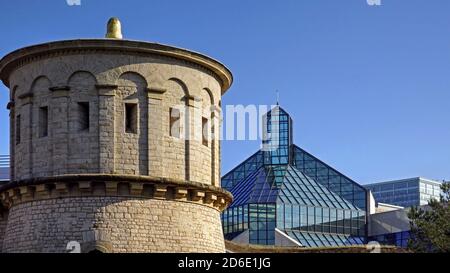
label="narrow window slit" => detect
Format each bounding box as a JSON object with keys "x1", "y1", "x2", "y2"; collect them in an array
[
  {"x1": 78, "y1": 102, "x2": 90, "y2": 132},
  {"x1": 170, "y1": 107, "x2": 181, "y2": 138},
  {"x1": 125, "y1": 103, "x2": 137, "y2": 134},
  {"x1": 39, "y1": 106, "x2": 48, "y2": 137}
]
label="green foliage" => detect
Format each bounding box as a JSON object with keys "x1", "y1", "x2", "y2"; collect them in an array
[{"x1": 407, "y1": 182, "x2": 450, "y2": 252}]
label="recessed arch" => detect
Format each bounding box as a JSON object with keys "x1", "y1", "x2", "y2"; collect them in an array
[
  {"x1": 201, "y1": 88, "x2": 217, "y2": 186},
  {"x1": 30, "y1": 76, "x2": 52, "y2": 93},
  {"x1": 67, "y1": 71, "x2": 97, "y2": 87},
  {"x1": 117, "y1": 71, "x2": 148, "y2": 90},
  {"x1": 168, "y1": 77, "x2": 189, "y2": 97},
  {"x1": 11, "y1": 85, "x2": 18, "y2": 101},
  {"x1": 202, "y1": 88, "x2": 215, "y2": 105},
  {"x1": 116, "y1": 71, "x2": 149, "y2": 176},
  {"x1": 164, "y1": 77, "x2": 191, "y2": 182}
]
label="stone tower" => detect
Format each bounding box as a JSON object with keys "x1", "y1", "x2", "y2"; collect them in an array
[{"x1": 0, "y1": 18, "x2": 233, "y2": 253}]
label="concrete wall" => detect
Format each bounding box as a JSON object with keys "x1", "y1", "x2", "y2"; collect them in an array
[
  {"x1": 368, "y1": 209, "x2": 411, "y2": 236},
  {"x1": 275, "y1": 229, "x2": 302, "y2": 247},
  {"x1": 2, "y1": 197, "x2": 224, "y2": 253},
  {"x1": 230, "y1": 230, "x2": 249, "y2": 245}
]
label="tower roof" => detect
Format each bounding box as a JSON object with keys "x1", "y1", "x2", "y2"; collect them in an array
[
  {"x1": 263, "y1": 105, "x2": 291, "y2": 119},
  {"x1": 0, "y1": 39, "x2": 233, "y2": 93}
]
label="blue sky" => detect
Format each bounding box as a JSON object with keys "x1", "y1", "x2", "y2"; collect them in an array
[{"x1": 0, "y1": 0, "x2": 449, "y2": 184}]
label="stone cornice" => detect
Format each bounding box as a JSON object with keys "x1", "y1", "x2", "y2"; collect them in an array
[
  {"x1": 146, "y1": 87, "x2": 167, "y2": 94},
  {"x1": 0, "y1": 174, "x2": 233, "y2": 212},
  {"x1": 17, "y1": 92, "x2": 33, "y2": 99},
  {"x1": 49, "y1": 85, "x2": 71, "y2": 92},
  {"x1": 0, "y1": 39, "x2": 233, "y2": 94},
  {"x1": 95, "y1": 84, "x2": 118, "y2": 89}
]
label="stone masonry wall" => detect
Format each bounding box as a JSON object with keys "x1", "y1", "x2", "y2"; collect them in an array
[
  {"x1": 161, "y1": 79, "x2": 188, "y2": 181},
  {"x1": 114, "y1": 72, "x2": 148, "y2": 175},
  {"x1": 66, "y1": 71, "x2": 100, "y2": 174},
  {"x1": 9, "y1": 52, "x2": 223, "y2": 186},
  {"x1": 1, "y1": 41, "x2": 231, "y2": 253},
  {"x1": 2, "y1": 197, "x2": 225, "y2": 253},
  {"x1": 30, "y1": 76, "x2": 52, "y2": 177},
  {"x1": 0, "y1": 211, "x2": 7, "y2": 253}
]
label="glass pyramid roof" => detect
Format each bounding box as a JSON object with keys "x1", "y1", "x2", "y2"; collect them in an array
[
  {"x1": 230, "y1": 164, "x2": 359, "y2": 210},
  {"x1": 221, "y1": 105, "x2": 368, "y2": 247}
]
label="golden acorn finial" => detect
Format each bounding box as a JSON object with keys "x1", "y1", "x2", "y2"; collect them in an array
[{"x1": 105, "y1": 17, "x2": 123, "y2": 39}]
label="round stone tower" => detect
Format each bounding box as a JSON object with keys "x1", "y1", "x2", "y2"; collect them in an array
[{"x1": 0, "y1": 18, "x2": 232, "y2": 253}]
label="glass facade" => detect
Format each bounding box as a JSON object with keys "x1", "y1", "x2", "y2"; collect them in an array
[
  {"x1": 293, "y1": 147, "x2": 367, "y2": 210},
  {"x1": 286, "y1": 231, "x2": 365, "y2": 247},
  {"x1": 368, "y1": 231, "x2": 412, "y2": 248},
  {"x1": 365, "y1": 178, "x2": 442, "y2": 208},
  {"x1": 221, "y1": 106, "x2": 368, "y2": 247},
  {"x1": 222, "y1": 151, "x2": 264, "y2": 191},
  {"x1": 0, "y1": 155, "x2": 9, "y2": 182},
  {"x1": 262, "y1": 107, "x2": 293, "y2": 166}
]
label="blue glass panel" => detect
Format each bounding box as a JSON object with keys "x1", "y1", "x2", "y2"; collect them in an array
[
  {"x1": 222, "y1": 150, "x2": 264, "y2": 190},
  {"x1": 284, "y1": 230, "x2": 366, "y2": 248},
  {"x1": 292, "y1": 146, "x2": 367, "y2": 210}
]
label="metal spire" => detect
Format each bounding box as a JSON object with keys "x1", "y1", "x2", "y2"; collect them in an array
[{"x1": 276, "y1": 90, "x2": 280, "y2": 105}]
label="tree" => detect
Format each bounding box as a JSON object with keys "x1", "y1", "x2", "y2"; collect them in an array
[{"x1": 407, "y1": 181, "x2": 450, "y2": 252}]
